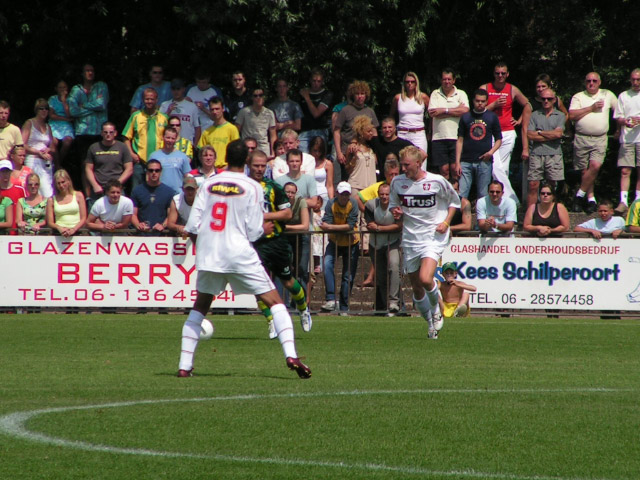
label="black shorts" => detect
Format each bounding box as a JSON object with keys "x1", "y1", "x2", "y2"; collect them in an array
[
  {"x1": 430, "y1": 139, "x2": 457, "y2": 167},
  {"x1": 254, "y1": 235, "x2": 293, "y2": 281}
]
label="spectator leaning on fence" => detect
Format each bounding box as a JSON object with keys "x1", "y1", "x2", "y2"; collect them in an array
[
  {"x1": 86, "y1": 179, "x2": 133, "y2": 234},
  {"x1": 574, "y1": 200, "x2": 625, "y2": 239}
]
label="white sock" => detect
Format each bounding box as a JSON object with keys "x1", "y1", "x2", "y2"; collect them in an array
[
  {"x1": 587, "y1": 195, "x2": 596, "y2": 203},
  {"x1": 272, "y1": 303, "x2": 297, "y2": 358},
  {"x1": 621, "y1": 191, "x2": 629, "y2": 205},
  {"x1": 427, "y1": 283, "x2": 441, "y2": 316},
  {"x1": 576, "y1": 189, "x2": 586, "y2": 198},
  {"x1": 178, "y1": 310, "x2": 204, "y2": 371},
  {"x1": 413, "y1": 292, "x2": 432, "y2": 325}
]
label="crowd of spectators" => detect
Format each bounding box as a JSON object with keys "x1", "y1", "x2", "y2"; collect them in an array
[{"x1": 1, "y1": 63, "x2": 639, "y2": 311}]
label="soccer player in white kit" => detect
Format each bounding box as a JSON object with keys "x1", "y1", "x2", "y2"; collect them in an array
[
  {"x1": 390, "y1": 146, "x2": 460, "y2": 339},
  {"x1": 177, "y1": 140, "x2": 311, "y2": 378}
]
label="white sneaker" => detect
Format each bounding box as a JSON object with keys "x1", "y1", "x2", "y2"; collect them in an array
[
  {"x1": 432, "y1": 309, "x2": 444, "y2": 331},
  {"x1": 453, "y1": 304, "x2": 468, "y2": 317},
  {"x1": 268, "y1": 320, "x2": 277, "y2": 339},
  {"x1": 299, "y1": 307, "x2": 312, "y2": 332},
  {"x1": 428, "y1": 327, "x2": 438, "y2": 340},
  {"x1": 321, "y1": 300, "x2": 337, "y2": 311},
  {"x1": 388, "y1": 303, "x2": 400, "y2": 313}
]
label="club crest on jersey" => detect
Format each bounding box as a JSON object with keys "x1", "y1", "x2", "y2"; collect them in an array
[
  {"x1": 209, "y1": 182, "x2": 245, "y2": 196},
  {"x1": 401, "y1": 193, "x2": 436, "y2": 208}
]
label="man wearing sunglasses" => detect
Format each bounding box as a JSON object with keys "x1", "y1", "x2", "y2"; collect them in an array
[
  {"x1": 480, "y1": 62, "x2": 531, "y2": 206},
  {"x1": 569, "y1": 72, "x2": 617, "y2": 214},
  {"x1": 235, "y1": 87, "x2": 277, "y2": 158},
  {"x1": 130, "y1": 159, "x2": 174, "y2": 235},
  {"x1": 525, "y1": 89, "x2": 565, "y2": 209}
]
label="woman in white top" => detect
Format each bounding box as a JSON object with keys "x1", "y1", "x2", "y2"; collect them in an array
[
  {"x1": 390, "y1": 71, "x2": 429, "y2": 152},
  {"x1": 309, "y1": 136, "x2": 334, "y2": 202},
  {"x1": 22, "y1": 98, "x2": 57, "y2": 198}
]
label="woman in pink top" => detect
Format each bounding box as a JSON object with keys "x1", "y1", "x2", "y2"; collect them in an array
[
  {"x1": 390, "y1": 71, "x2": 429, "y2": 152},
  {"x1": 9, "y1": 145, "x2": 32, "y2": 189}
]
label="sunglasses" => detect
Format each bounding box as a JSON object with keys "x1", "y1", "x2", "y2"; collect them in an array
[
  {"x1": 540, "y1": 191, "x2": 552, "y2": 196},
  {"x1": 253, "y1": 93, "x2": 264, "y2": 98},
  {"x1": 541, "y1": 97, "x2": 555, "y2": 102},
  {"x1": 494, "y1": 72, "x2": 508, "y2": 76},
  {"x1": 488, "y1": 190, "x2": 502, "y2": 194},
  {"x1": 38, "y1": 107, "x2": 49, "y2": 111},
  {"x1": 586, "y1": 79, "x2": 599, "y2": 83},
  {"x1": 147, "y1": 168, "x2": 161, "y2": 173},
  {"x1": 169, "y1": 124, "x2": 181, "y2": 128}
]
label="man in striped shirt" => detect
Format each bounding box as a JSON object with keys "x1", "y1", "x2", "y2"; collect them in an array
[{"x1": 123, "y1": 88, "x2": 169, "y2": 189}]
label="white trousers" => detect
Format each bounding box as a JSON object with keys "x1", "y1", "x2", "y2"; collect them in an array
[{"x1": 492, "y1": 129, "x2": 519, "y2": 205}]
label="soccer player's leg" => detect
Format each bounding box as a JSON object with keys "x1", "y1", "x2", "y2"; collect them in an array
[
  {"x1": 407, "y1": 252, "x2": 433, "y2": 326},
  {"x1": 418, "y1": 257, "x2": 444, "y2": 335},
  {"x1": 272, "y1": 237, "x2": 312, "y2": 332},
  {"x1": 258, "y1": 288, "x2": 311, "y2": 379},
  {"x1": 178, "y1": 272, "x2": 219, "y2": 377},
  {"x1": 235, "y1": 265, "x2": 311, "y2": 378}
]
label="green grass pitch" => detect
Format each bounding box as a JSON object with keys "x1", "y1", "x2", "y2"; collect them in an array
[{"x1": 1, "y1": 313, "x2": 639, "y2": 480}]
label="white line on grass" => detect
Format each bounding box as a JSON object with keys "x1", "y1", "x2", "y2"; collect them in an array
[{"x1": 0, "y1": 389, "x2": 632, "y2": 480}]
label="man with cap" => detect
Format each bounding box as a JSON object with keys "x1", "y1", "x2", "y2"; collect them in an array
[
  {"x1": 167, "y1": 175, "x2": 198, "y2": 236},
  {"x1": 437, "y1": 261, "x2": 476, "y2": 318},
  {"x1": 319, "y1": 181, "x2": 360, "y2": 313},
  {"x1": 160, "y1": 78, "x2": 201, "y2": 145}
]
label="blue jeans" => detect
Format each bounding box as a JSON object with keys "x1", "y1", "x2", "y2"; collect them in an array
[
  {"x1": 459, "y1": 160, "x2": 493, "y2": 199},
  {"x1": 131, "y1": 162, "x2": 145, "y2": 191},
  {"x1": 324, "y1": 241, "x2": 359, "y2": 311}
]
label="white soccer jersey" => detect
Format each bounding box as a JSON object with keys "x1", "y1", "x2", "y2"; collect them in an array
[
  {"x1": 389, "y1": 172, "x2": 460, "y2": 247},
  {"x1": 185, "y1": 170, "x2": 265, "y2": 273}
]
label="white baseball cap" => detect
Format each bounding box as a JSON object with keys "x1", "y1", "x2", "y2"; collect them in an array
[
  {"x1": 336, "y1": 181, "x2": 352, "y2": 194},
  {"x1": 0, "y1": 160, "x2": 13, "y2": 171}
]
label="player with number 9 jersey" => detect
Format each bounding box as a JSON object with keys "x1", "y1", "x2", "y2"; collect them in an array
[{"x1": 184, "y1": 170, "x2": 265, "y2": 273}]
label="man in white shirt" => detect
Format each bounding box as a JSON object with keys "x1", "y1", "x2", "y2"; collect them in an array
[
  {"x1": 613, "y1": 68, "x2": 640, "y2": 215},
  {"x1": 177, "y1": 140, "x2": 311, "y2": 379},
  {"x1": 185, "y1": 70, "x2": 224, "y2": 133},
  {"x1": 270, "y1": 129, "x2": 316, "y2": 179},
  {"x1": 160, "y1": 78, "x2": 201, "y2": 145},
  {"x1": 428, "y1": 68, "x2": 470, "y2": 181},
  {"x1": 476, "y1": 180, "x2": 517, "y2": 234},
  {"x1": 569, "y1": 72, "x2": 618, "y2": 213},
  {"x1": 390, "y1": 146, "x2": 460, "y2": 339},
  {"x1": 86, "y1": 179, "x2": 133, "y2": 234}
]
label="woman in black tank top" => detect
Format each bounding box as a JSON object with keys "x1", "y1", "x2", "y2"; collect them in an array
[{"x1": 523, "y1": 183, "x2": 570, "y2": 236}]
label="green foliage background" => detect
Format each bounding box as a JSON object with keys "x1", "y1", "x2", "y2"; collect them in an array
[{"x1": 1, "y1": 0, "x2": 637, "y2": 129}]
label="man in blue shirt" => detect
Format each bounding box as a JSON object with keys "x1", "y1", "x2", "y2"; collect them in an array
[
  {"x1": 149, "y1": 127, "x2": 191, "y2": 194},
  {"x1": 130, "y1": 159, "x2": 175, "y2": 235}
]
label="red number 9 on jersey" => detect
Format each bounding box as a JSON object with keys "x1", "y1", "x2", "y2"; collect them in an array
[{"x1": 210, "y1": 202, "x2": 228, "y2": 231}]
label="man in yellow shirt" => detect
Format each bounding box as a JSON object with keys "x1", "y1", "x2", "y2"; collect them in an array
[{"x1": 197, "y1": 97, "x2": 239, "y2": 170}]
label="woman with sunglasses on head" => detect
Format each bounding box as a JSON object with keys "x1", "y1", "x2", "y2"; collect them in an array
[
  {"x1": 16, "y1": 173, "x2": 47, "y2": 234},
  {"x1": 22, "y1": 98, "x2": 57, "y2": 198},
  {"x1": 46, "y1": 169, "x2": 87, "y2": 237},
  {"x1": 523, "y1": 182, "x2": 570, "y2": 237},
  {"x1": 390, "y1": 71, "x2": 430, "y2": 153}
]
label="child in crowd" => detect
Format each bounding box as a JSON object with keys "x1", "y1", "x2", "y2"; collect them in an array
[
  {"x1": 574, "y1": 200, "x2": 625, "y2": 239},
  {"x1": 437, "y1": 262, "x2": 477, "y2": 319},
  {"x1": 311, "y1": 196, "x2": 325, "y2": 274}
]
